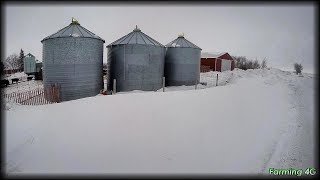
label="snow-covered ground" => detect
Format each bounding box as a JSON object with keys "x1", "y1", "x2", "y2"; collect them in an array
[
  {"x1": 4, "y1": 68, "x2": 316, "y2": 176},
  {"x1": 3, "y1": 72, "x2": 27, "y2": 79},
  {"x1": 2, "y1": 72, "x2": 43, "y2": 94}
]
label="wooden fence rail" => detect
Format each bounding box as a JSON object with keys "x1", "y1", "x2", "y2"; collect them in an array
[{"x1": 3, "y1": 85, "x2": 61, "y2": 106}]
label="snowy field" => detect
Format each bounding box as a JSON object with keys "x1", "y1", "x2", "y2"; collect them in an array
[{"x1": 4, "y1": 68, "x2": 316, "y2": 176}]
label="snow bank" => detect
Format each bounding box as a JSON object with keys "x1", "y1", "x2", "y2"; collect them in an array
[
  {"x1": 4, "y1": 80, "x2": 43, "y2": 94},
  {"x1": 4, "y1": 68, "x2": 315, "y2": 175},
  {"x1": 3, "y1": 72, "x2": 28, "y2": 81}
]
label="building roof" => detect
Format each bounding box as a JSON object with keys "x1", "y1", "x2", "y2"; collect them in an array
[
  {"x1": 107, "y1": 26, "x2": 164, "y2": 47},
  {"x1": 166, "y1": 34, "x2": 201, "y2": 50},
  {"x1": 41, "y1": 18, "x2": 105, "y2": 43},
  {"x1": 25, "y1": 53, "x2": 35, "y2": 58},
  {"x1": 201, "y1": 52, "x2": 228, "y2": 58}
]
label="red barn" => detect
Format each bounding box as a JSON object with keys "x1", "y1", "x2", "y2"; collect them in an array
[{"x1": 201, "y1": 52, "x2": 235, "y2": 72}]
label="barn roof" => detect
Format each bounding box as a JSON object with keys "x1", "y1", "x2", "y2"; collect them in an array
[
  {"x1": 41, "y1": 18, "x2": 105, "y2": 43},
  {"x1": 201, "y1": 52, "x2": 227, "y2": 58},
  {"x1": 166, "y1": 34, "x2": 202, "y2": 50},
  {"x1": 107, "y1": 25, "x2": 164, "y2": 47}
]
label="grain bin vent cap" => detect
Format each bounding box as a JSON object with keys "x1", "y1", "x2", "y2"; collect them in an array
[
  {"x1": 107, "y1": 25, "x2": 164, "y2": 47},
  {"x1": 41, "y1": 18, "x2": 105, "y2": 43},
  {"x1": 166, "y1": 34, "x2": 202, "y2": 50}
]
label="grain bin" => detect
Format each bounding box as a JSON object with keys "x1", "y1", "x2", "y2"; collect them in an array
[
  {"x1": 24, "y1": 53, "x2": 36, "y2": 76},
  {"x1": 107, "y1": 26, "x2": 165, "y2": 92},
  {"x1": 41, "y1": 18, "x2": 105, "y2": 101},
  {"x1": 165, "y1": 34, "x2": 202, "y2": 86}
]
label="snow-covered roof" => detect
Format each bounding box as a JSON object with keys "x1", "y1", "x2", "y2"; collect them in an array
[
  {"x1": 41, "y1": 18, "x2": 105, "y2": 43},
  {"x1": 166, "y1": 35, "x2": 201, "y2": 50},
  {"x1": 107, "y1": 26, "x2": 164, "y2": 47},
  {"x1": 201, "y1": 52, "x2": 227, "y2": 58},
  {"x1": 25, "y1": 53, "x2": 35, "y2": 58}
]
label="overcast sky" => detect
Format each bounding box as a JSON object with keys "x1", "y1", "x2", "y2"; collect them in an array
[{"x1": 4, "y1": 3, "x2": 316, "y2": 73}]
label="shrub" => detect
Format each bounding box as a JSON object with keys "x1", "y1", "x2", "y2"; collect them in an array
[
  {"x1": 261, "y1": 59, "x2": 267, "y2": 68},
  {"x1": 294, "y1": 63, "x2": 303, "y2": 74}
]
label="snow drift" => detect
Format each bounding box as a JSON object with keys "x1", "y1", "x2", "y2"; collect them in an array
[{"x1": 4, "y1": 68, "x2": 316, "y2": 175}]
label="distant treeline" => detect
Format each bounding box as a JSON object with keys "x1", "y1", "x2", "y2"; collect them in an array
[{"x1": 232, "y1": 56, "x2": 267, "y2": 70}]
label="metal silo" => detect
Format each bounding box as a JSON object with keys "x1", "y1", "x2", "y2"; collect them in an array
[
  {"x1": 41, "y1": 18, "x2": 105, "y2": 101},
  {"x1": 107, "y1": 26, "x2": 165, "y2": 92},
  {"x1": 165, "y1": 34, "x2": 202, "y2": 86}
]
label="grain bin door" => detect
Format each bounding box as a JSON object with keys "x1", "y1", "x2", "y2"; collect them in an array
[{"x1": 221, "y1": 60, "x2": 231, "y2": 72}]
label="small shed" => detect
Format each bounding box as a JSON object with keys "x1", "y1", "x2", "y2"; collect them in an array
[
  {"x1": 24, "y1": 53, "x2": 36, "y2": 75},
  {"x1": 35, "y1": 61, "x2": 43, "y2": 80},
  {"x1": 35, "y1": 60, "x2": 43, "y2": 72},
  {"x1": 201, "y1": 52, "x2": 235, "y2": 72}
]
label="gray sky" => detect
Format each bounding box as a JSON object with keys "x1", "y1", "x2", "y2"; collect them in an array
[{"x1": 4, "y1": 3, "x2": 316, "y2": 73}]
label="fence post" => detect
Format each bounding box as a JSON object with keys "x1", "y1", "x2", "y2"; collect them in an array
[
  {"x1": 195, "y1": 80, "x2": 198, "y2": 90},
  {"x1": 162, "y1": 77, "x2": 165, "y2": 92},
  {"x1": 54, "y1": 83, "x2": 58, "y2": 103},
  {"x1": 57, "y1": 84, "x2": 60, "y2": 103},
  {"x1": 113, "y1": 79, "x2": 116, "y2": 95},
  {"x1": 216, "y1": 74, "x2": 218, "y2": 86},
  {"x1": 50, "y1": 85, "x2": 53, "y2": 103}
]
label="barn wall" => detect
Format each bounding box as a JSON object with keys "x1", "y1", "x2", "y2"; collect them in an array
[
  {"x1": 201, "y1": 58, "x2": 216, "y2": 70},
  {"x1": 231, "y1": 60, "x2": 235, "y2": 70},
  {"x1": 201, "y1": 53, "x2": 234, "y2": 72},
  {"x1": 216, "y1": 59, "x2": 221, "y2": 71}
]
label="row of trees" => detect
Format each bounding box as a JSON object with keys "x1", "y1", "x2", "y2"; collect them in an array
[
  {"x1": 232, "y1": 55, "x2": 304, "y2": 74},
  {"x1": 232, "y1": 56, "x2": 267, "y2": 70},
  {"x1": 1, "y1": 49, "x2": 25, "y2": 72}
]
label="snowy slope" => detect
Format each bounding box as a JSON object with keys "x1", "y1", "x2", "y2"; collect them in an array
[{"x1": 4, "y1": 68, "x2": 316, "y2": 175}]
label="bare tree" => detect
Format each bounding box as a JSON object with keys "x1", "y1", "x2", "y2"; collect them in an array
[
  {"x1": 4, "y1": 53, "x2": 20, "y2": 70},
  {"x1": 246, "y1": 61, "x2": 253, "y2": 69},
  {"x1": 233, "y1": 56, "x2": 247, "y2": 70},
  {"x1": 294, "y1": 63, "x2": 303, "y2": 74},
  {"x1": 233, "y1": 56, "x2": 263, "y2": 70},
  {"x1": 261, "y1": 58, "x2": 267, "y2": 68},
  {"x1": 253, "y1": 59, "x2": 261, "y2": 69}
]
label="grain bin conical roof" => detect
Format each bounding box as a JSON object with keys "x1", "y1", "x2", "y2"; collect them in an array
[
  {"x1": 41, "y1": 18, "x2": 105, "y2": 43},
  {"x1": 166, "y1": 34, "x2": 201, "y2": 50},
  {"x1": 107, "y1": 26, "x2": 164, "y2": 47}
]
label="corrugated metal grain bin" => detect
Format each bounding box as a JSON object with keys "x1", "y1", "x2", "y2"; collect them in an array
[
  {"x1": 107, "y1": 26, "x2": 165, "y2": 92},
  {"x1": 165, "y1": 34, "x2": 202, "y2": 86},
  {"x1": 41, "y1": 18, "x2": 105, "y2": 101},
  {"x1": 24, "y1": 53, "x2": 36, "y2": 75}
]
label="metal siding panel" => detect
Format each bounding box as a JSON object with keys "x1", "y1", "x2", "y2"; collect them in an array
[
  {"x1": 107, "y1": 44, "x2": 165, "y2": 92},
  {"x1": 43, "y1": 38, "x2": 103, "y2": 101},
  {"x1": 165, "y1": 47, "x2": 201, "y2": 86}
]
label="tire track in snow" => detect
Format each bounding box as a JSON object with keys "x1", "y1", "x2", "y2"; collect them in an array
[
  {"x1": 259, "y1": 71, "x2": 297, "y2": 173},
  {"x1": 5, "y1": 135, "x2": 35, "y2": 174},
  {"x1": 260, "y1": 74, "x2": 315, "y2": 173}
]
